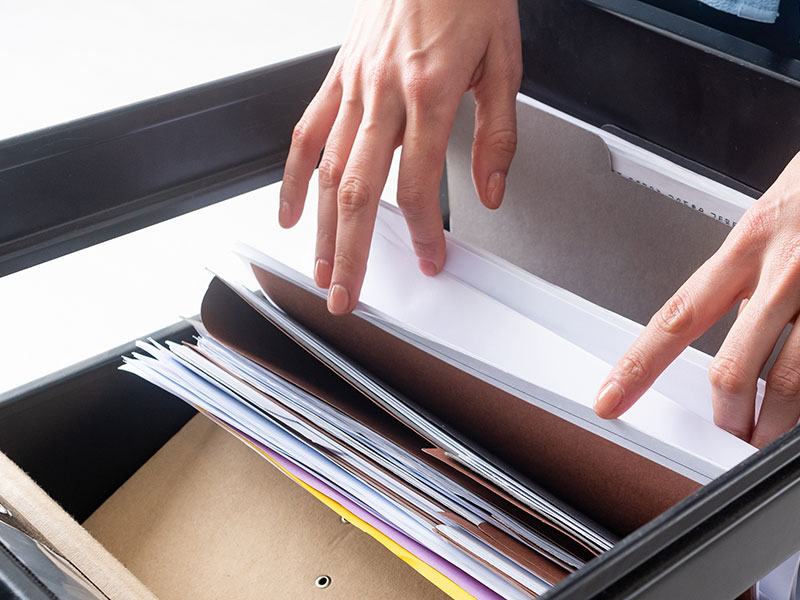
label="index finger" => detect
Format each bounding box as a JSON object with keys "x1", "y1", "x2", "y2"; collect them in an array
[
  {"x1": 279, "y1": 77, "x2": 342, "y2": 229},
  {"x1": 594, "y1": 254, "x2": 748, "y2": 419}
]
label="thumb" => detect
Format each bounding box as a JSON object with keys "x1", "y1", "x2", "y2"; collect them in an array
[{"x1": 471, "y1": 38, "x2": 521, "y2": 210}]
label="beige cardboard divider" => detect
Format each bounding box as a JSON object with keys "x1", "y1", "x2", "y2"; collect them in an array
[
  {"x1": 446, "y1": 93, "x2": 737, "y2": 358},
  {"x1": 85, "y1": 414, "x2": 447, "y2": 600}
]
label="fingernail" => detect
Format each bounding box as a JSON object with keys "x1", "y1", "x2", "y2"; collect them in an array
[
  {"x1": 418, "y1": 259, "x2": 438, "y2": 277},
  {"x1": 486, "y1": 172, "x2": 505, "y2": 209},
  {"x1": 279, "y1": 201, "x2": 291, "y2": 227},
  {"x1": 594, "y1": 381, "x2": 624, "y2": 418},
  {"x1": 328, "y1": 284, "x2": 350, "y2": 314},
  {"x1": 314, "y1": 259, "x2": 332, "y2": 288}
]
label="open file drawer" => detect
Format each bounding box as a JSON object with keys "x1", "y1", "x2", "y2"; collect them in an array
[{"x1": 3, "y1": 1, "x2": 800, "y2": 597}]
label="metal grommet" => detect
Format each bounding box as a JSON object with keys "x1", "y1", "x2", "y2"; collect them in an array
[
  {"x1": 315, "y1": 575, "x2": 331, "y2": 589},
  {"x1": 340, "y1": 516, "x2": 348, "y2": 524}
]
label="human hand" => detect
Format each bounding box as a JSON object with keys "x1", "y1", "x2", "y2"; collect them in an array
[
  {"x1": 594, "y1": 151, "x2": 800, "y2": 449},
  {"x1": 278, "y1": 0, "x2": 522, "y2": 314}
]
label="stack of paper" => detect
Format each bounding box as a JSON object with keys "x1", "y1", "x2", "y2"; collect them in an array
[
  {"x1": 123, "y1": 285, "x2": 610, "y2": 598},
  {"x1": 122, "y1": 198, "x2": 758, "y2": 599}
]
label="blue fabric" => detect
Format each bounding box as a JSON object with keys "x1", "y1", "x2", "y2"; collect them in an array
[{"x1": 698, "y1": 0, "x2": 780, "y2": 22}]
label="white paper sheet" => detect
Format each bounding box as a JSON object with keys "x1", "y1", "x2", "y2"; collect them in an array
[
  {"x1": 122, "y1": 340, "x2": 539, "y2": 600},
  {"x1": 235, "y1": 193, "x2": 757, "y2": 484}
]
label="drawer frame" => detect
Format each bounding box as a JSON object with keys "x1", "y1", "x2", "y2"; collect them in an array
[{"x1": 4, "y1": 4, "x2": 800, "y2": 595}]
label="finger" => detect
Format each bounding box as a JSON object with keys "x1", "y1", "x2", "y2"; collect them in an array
[
  {"x1": 471, "y1": 35, "x2": 522, "y2": 210},
  {"x1": 328, "y1": 104, "x2": 403, "y2": 314},
  {"x1": 752, "y1": 323, "x2": 800, "y2": 448},
  {"x1": 594, "y1": 254, "x2": 749, "y2": 419},
  {"x1": 738, "y1": 297, "x2": 749, "y2": 317},
  {"x1": 396, "y1": 98, "x2": 460, "y2": 275},
  {"x1": 279, "y1": 80, "x2": 342, "y2": 228},
  {"x1": 708, "y1": 292, "x2": 796, "y2": 440},
  {"x1": 316, "y1": 98, "x2": 363, "y2": 288}
]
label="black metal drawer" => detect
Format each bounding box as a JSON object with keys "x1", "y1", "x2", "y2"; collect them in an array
[{"x1": 2, "y1": 3, "x2": 800, "y2": 595}]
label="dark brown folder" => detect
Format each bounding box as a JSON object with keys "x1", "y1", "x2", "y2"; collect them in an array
[{"x1": 246, "y1": 268, "x2": 700, "y2": 538}]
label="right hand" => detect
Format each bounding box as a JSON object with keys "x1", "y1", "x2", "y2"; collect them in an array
[{"x1": 278, "y1": 0, "x2": 522, "y2": 314}]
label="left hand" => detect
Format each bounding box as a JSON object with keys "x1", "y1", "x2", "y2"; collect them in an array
[{"x1": 594, "y1": 150, "x2": 800, "y2": 449}]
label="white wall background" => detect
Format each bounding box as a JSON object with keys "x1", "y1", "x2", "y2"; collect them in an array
[
  {"x1": 0, "y1": 0, "x2": 400, "y2": 392},
  {"x1": 1, "y1": 0, "x2": 354, "y2": 139}
]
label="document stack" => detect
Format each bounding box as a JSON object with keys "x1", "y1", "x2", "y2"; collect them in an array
[{"x1": 122, "y1": 198, "x2": 757, "y2": 599}]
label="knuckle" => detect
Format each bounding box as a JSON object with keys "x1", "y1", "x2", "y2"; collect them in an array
[
  {"x1": 652, "y1": 290, "x2": 695, "y2": 336},
  {"x1": 616, "y1": 352, "x2": 650, "y2": 387},
  {"x1": 766, "y1": 362, "x2": 800, "y2": 401},
  {"x1": 315, "y1": 230, "x2": 336, "y2": 251},
  {"x1": 411, "y1": 238, "x2": 443, "y2": 260},
  {"x1": 340, "y1": 94, "x2": 361, "y2": 111},
  {"x1": 318, "y1": 66, "x2": 343, "y2": 97},
  {"x1": 318, "y1": 157, "x2": 343, "y2": 188},
  {"x1": 396, "y1": 184, "x2": 430, "y2": 219},
  {"x1": 332, "y1": 252, "x2": 361, "y2": 277},
  {"x1": 292, "y1": 118, "x2": 311, "y2": 148},
  {"x1": 404, "y1": 49, "x2": 432, "y2": 72},
  {"x1": 402, "y1": 53, "x2": 443, "y2": 107},
  {"x1": 709, "y1": 355, "x2": 749, "y2": 396},
  {"x1": 358, "y1": 117, "x2": 383, "y2": 137},
  {"x1": 737, "y1": 206, "x2": 777, "y2": 246},
  {"x1": 498, "y1": 56, "x2": 523, "y2": 86},
  {"x1": 476, "y1": 123, "x2": 517, "y2": 158},
  {"x1": 281, "y1": 169, "x2": 299, "y2": 189},
  {"x1": 341, "y1": 61, "x2": 362, "y2": 87},
  {"x1": 405, "y1": 72, "x2": 440, "y2": 107},
  {"x1": 338, "y1": 178, "x2": 372, "y2": 215},
  {"x1": 402, "y1": 50, "x2": 435, "y2": 104}
]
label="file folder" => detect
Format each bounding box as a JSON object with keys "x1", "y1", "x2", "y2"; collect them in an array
[{"x1": 121, "y1": 189, "x2": 763, "y2": 597}]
